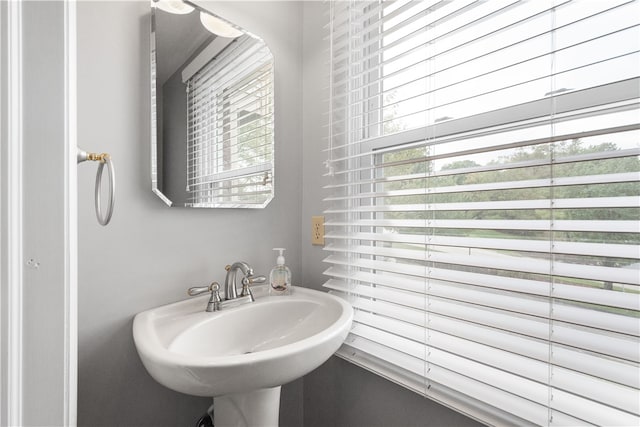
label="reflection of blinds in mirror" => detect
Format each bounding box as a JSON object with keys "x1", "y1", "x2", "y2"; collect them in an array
[{"x1": 186, "y1": 34, "x2": 274, "y2": 208}]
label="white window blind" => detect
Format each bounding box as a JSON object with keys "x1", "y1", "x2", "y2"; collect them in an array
[
  {"x1": 186, "y1": 34, "x2": 274, "y2": 207},
  {"x1": 324, "y1": 1, "x2": 640, "y2": 425}
]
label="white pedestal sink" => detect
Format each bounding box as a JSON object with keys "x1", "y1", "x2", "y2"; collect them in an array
[{"x1": 133, "y1": 285, "x2": 353, "y2": 426}]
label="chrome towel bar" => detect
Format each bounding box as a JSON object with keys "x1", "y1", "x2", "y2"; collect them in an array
[{"x1": 77, "y1": 147, "x2": 115, "y2": 226}]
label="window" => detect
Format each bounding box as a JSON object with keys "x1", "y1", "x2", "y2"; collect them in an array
[
  {"x1": 324, "y1": 1, "x2": 639, "y2": 425},
  {"x1": 186, "y1": 34, "x2": 274, "y2": 207}
]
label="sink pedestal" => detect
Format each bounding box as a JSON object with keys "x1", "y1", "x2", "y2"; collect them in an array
[{"x1": 212, "y1": 386, "x2": 281, "y2": 427}]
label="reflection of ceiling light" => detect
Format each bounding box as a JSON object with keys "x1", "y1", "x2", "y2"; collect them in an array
[
  {"x1": 153, "y1": 0, "x2": 194, "y2": 15},
  {"x1": 199, "y1": 12, "x2": 244, "y2": 38}
]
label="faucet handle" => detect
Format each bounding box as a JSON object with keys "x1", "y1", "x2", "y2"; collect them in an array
[
  {"x1": 240, "y1": 275, "x2": 265, "y2": 299},
  {"x1": 188, "y1": 286, "x2": 210, "y2": 296},
  {"x1": 242, "y1": 275, "x2": 266, "y2": 286},
  {"x1": 188, "y1": 282, "x2": 222, "y2": 312},
  {"x1": 188, "y1": 282, "x2": 220, "y2": 296},
  {"x1": 209, "y1": 282, "x2": 222, "y2": 301},
  {"x1": 206, "y1": 282, "x2": 222, "y2": 312}
]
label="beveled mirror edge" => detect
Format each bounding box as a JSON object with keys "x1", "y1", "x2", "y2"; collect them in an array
[{"x1": 150, "y1": 9, "x2": 172, "y2": 206}]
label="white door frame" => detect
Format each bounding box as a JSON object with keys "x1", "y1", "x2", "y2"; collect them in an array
[
  {"x1": 1, "y1": 0, "x2": 26, "y2": 424},
  {"x1": 1, "y1": 1, "x2": 77, "y2": 425}
]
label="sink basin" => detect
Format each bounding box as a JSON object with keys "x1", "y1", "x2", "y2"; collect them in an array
[{"x1": 133, "y1": 285, "x2": 353, "y2": 398}]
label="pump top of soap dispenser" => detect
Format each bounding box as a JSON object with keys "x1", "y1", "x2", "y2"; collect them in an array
[{"x1": 273, "y1": 248, "x2": 286, "y2": 266}]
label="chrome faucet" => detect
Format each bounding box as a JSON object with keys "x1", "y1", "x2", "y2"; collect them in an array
[
  {"x1": 224, "y1": 261, "x2": 266, "y2": 301},
  {"x1": 187, "y1": 262, "x2": 266, "y2": 312}
]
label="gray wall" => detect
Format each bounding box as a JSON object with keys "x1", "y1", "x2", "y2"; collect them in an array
[
  {"x1": 77, "y1": 1, "x2": 302, "y2": 425},
  {"x1": 300, "y1": 2, "x2": 481, "y2": 426},
  {"x1": 304, "y1": 358, "x2": 483, "y2": 427}
]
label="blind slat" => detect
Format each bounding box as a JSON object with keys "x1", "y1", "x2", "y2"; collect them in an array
[
  {"x1": 326, "y1": 219, "x2": 639, "y2": 233},
  {"x1": 325, "y1": 171, "x2": 640, "y2": 199},
  {"x1": 325, "y1": 232, "x2": 639, "y2": 260}
]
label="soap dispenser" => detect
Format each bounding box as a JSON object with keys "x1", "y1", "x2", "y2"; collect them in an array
[{"x1": 270, "y1": 248, "x2": 291, "y2": 295}]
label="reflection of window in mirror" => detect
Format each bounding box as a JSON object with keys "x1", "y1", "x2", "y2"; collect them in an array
[
  {"x1": 185, "y1": 35, "x2": 274, "y2": 208},
  {"x1": 151, "y1": 3, "x2": 275, "y2": 209}
]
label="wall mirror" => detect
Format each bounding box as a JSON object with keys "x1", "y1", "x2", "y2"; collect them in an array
[{"x1": 151, "y1": 0, "x2": 274, "y2": 208}]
